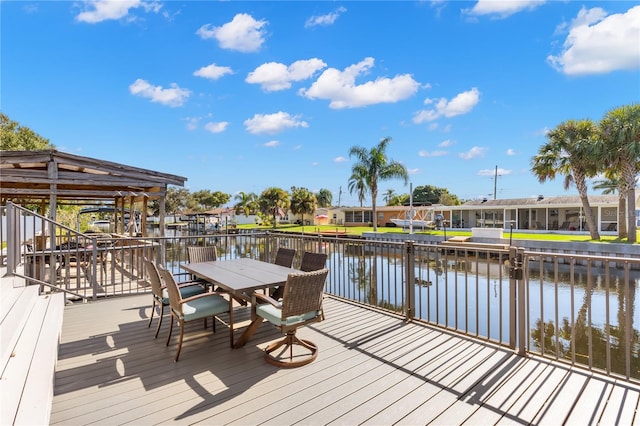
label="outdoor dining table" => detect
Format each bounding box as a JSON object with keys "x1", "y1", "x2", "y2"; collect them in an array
[{"x1": 180, "y1": 257, "x2": 298, "y2": 348}]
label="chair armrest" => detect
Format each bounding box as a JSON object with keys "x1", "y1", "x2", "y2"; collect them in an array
[
  {"x1": 181, "y1": 292, "x2": 228, "y2": 304},
  {"x1": 176, "y1": 281, "x2": 206, "y2": 288},
  {"x1": 252, "y1": 292, "x2": 281, "y2": 308}
]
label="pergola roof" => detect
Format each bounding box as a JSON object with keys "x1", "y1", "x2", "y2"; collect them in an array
[{"x1": 0, "y1": 150, "x2": 186, "y2": 203}]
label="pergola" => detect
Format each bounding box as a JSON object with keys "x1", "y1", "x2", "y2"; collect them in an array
[{"x1": 0, "y1": 150, "x2": 187, "y2": 236}]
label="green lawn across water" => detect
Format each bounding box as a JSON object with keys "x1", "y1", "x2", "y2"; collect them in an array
[{"x1": 237, "y1": 224, "x2": 640, "y2": 244}]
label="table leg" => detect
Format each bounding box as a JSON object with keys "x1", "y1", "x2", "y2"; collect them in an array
[{"x1": 233, "y1": 317, "x2": 264, "y2": 348}]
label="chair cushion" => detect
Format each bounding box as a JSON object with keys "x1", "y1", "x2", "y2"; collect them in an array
[
  {"x1": 256, "y1": 303, "x2": 319, "y2": 326},
  {"x1": 161, "y1": 284, "x2": 205, "y2": 304},
  {"x1": 181, "y1": 294, "x2": 229, "y2": 322}
]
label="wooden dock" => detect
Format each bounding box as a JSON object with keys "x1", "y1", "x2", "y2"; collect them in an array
[{"x1": 51, "y1": 295, "x2": 640, "y2": 425}]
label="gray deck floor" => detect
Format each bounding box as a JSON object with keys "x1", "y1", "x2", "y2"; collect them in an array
[{"x1": 52, "y1": 294, "x2": 640, "y2": 425}]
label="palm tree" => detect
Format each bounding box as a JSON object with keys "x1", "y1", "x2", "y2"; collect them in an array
[
  {"x1": 258, "y1": 187, "x2": 290, "y2": 228},
  {"x1": 593, "y1": 174, "x2": 627, "y2": 238},
  {"x1": 290, "y1": 187, "x2": 318, "y2": 228},
  {"x1": 316, "y1": 188, "x2": 333, "y2": 208},
  {"x1": 383, "y1": 189, "x2": 396, "y2": 205},
  {"x1": 349, "y1": 137, "x2": 409, "y2": 232},
  {"x1": 531, "y1": 119, "x2": 601, "y2": 240},
  {"x1": 599, "y1": 104, "x2": 640, "y2": 243},
  {"x1": 348, "y1": 170, "x2": 367, "y2": 207},
  {"x1": 234, "y1": 191, "x2": 258, "y2": 217}
]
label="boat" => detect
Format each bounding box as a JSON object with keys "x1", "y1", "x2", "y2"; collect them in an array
[
  {"x1": 390, "y1": 218, "x2": 436, "y2": 228},
  {"x1": 390, "y1": 207, "x2": 436, "y2": 229}
]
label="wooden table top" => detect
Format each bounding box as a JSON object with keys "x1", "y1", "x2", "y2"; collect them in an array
[{"x1": 181, "y1": 257, "x2": 297, "y2": 294}]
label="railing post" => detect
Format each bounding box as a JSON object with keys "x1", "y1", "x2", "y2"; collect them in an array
[
  {"x1": 405, "y1": 240, "x2": 415, "y2": 321},
  {"x1": 517, "y1": 247, "x2": 526, "y2": 356},
  {"x1": 265, "y1": 233, "x2": 271, "y2": 262},
  {"x1": 5, "y1": 201, "x2": 16, "y2": 276},
  {"x1": 508, "y1": 246, "x2": 526, "y2": 355},
  {"x1": 91, "y1": 237, "x2": 98, "y2": 301}
]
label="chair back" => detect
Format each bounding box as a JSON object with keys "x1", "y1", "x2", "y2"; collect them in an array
[
  {"x1": 157, "y1": 265, "x2": 183, "y2": 316},
  {"x1": 274, "y1": 247, "x2": 296, "y2": 268},
  {"x1": 300, "y1": 251, "x2": 328, "y2": 272},
  {"x1": 187, "y1": 246, "x2": 217, "y2": 263},
  {"x1": 281, "y1": 268, "x2": 329, "y2": 319},
  {"x1": 143, "y1": 257, "x2": 163, "y2": 299}
]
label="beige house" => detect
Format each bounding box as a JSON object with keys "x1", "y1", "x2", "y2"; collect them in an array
[{"x1": 321, "y1": 193, "x2": 639, "y2": 233}]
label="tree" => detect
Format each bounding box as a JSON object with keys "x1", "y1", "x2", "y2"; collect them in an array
[
  {"x1": 531, "y1": 119, "x2": 601, "y2": 240},
  {"x1": 234, "y1": 191, "x2": 259, "y2": 216},
  {"x1": 593, "y1": 174, "x2": 627, "y2": 238},
  {"x1": 599, "y1": 104, "x2": 640, "y2": 243},
  {"x1": 388, "y1": 194, "x2": 409, "y2": 206},
  {"x1": 290, "y1": 186, "x2": 317, "y2": 227},
  {"x1": 383, "y1": 189, "x2": 396, "y2": 205},
  {"x1": 349, "y1": 137, "x2": 409, "y2": 231},
  {"x1": 0, "y1": 113, "x2": 54, "y2": 150},
  {"x1": 439, "y1": 191, "x2": 461, "y2": 206},
  {"x1": 258, "y1": 187, "x2": 290, "y2": 228},
  {"x1": 348, "y1": 170, "x2": 367, "y2": 207},
  {"x1": 192, "y1": 190, "x2": 231, "y2": 211},
  {"x1": 316, "y1": 188, "x2": 333, "y2": 207},
  {"x1": 164, "y1": 187, "x2": 191, "y2": 221}
]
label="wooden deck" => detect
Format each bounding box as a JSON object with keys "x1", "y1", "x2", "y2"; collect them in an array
[{"x1": 51, "y1": 295, "x2": 640, "y2": 425}]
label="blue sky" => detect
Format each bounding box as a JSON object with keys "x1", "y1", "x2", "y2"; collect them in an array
[{"x1": 3, "y1": 1, "x2": 639, "y2": 207}]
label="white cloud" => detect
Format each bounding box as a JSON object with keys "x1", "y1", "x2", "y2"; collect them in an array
[
  {"x1": 334, "y1": 156, "x2": 348, "y2": 163},
  {"x1": 264, "y1": 140, "x2": 280, "y2": 148},
  {"x1": 438, "y1": 139, "x2": 455, "y2": 147},
  {"x1": 463, "y1": 0, "x2": 545, "y2": 19},
  {"x1": 196, "y1": 13, "x2": 267, "y2": 53},
  {"x1": 299, "y1": 57, "x2": 420, "y2": 109},
  {"x1": 459, "y1": 146, "x2": 487, "y2": 160},
  {"x1": 129, "y1": 78, "x2": 190, "y2": 107},
  {"x1": 407, "y1": 168, "x2": 420, "y2": 175},
  {"x1": 244, "y1": 111, "x2": 308, "y2": 135},
  {"x1": 75, "y1": 0, "x2": 162, "y2": 23},
  {"x1": 506, "y1": 148, "x2": 516, "y2": 156},
  {"x1": 418, "y1": 150, "x2": 448, "y2": 157},
  {"x1": 246, "y1": 59, "x2": 327, "y2": 92},
  {"x1": 478, "y1": 167, "x2": 512, "y2": 176},
  {"x1": 305, "y1": 6, "x2": 347, "y2": 28},
  {"x1": 547, "y1": 5, "x2": 640, "y2": 75},
  {"x1": 194, "y1": 64, "x2": 233, "y2": 80},
  {"x1": 204, "y1": 121, "x2": 228, "y2": 133},
  {"x1": 311, "y1": 161, "x2": 319, "y2": 166},
  {"x1": 185, "y1": 117, "x2": 200, "y2": 131},
  {"x1": 414, "y1": 88, "x2": 480, "y2": 123}
]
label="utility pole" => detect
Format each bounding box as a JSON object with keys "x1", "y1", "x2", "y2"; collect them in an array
[
  {"x1": 493, "y1": 165, "x2": 498, "y2": 200},
  {"x1": 338, "y1": 186, "x2": 342, "y2": 206}
]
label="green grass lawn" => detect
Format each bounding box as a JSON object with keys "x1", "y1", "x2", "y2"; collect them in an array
[{"x1": 237, "y1": 223, "x2": 640, "y2": 244}]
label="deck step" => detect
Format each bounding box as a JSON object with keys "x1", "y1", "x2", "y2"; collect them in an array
[{"x1": 0, "y1": 279, "x2": 64, "y2": 426}]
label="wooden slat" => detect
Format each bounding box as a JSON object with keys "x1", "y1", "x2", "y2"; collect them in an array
[{"x1": 50, "y1": 294, "x2": 640, "y2": 425}]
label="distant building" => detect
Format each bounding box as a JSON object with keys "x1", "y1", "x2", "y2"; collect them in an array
[{"x1": 322, "y1": 193, "x2": 639, "y2": 233}]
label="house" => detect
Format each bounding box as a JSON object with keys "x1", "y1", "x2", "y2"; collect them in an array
[{"x1": 321, "y1": 193, "x2": 639, "y2": 232}]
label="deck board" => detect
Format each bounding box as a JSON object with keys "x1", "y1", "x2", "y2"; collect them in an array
[{"x1": 51, "y1": 294, "x2": 640, "y2": 425}]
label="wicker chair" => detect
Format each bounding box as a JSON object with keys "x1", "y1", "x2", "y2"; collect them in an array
[
  {"x1": 274, "y1": 247, "x2": 296, "y2": 268},
  {"x1": 187, "y1": 245, "x2": 217, "y2": 263},
  {"x1": 158, "y1": 264, "x2": 233, "y2": 361},
  {"x1": 143, "y1": 257, "x2": 206, "y2": 339},
  {"x1": 300, "y1": 251, "x2": 328, "y2": 319},
  {"x1": 300, "y1": 251, "x2": 327, "y2": 272},
  {"x1": 252, "y1": 268, "x2": 329, "y2": 368},
  {"x1": 270, "y1": 248, "x2": 296, "y2": 300}
]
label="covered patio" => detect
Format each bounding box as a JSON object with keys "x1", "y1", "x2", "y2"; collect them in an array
[{"x1": 51, "y1": 294, "x2": 639, "y2": 425}]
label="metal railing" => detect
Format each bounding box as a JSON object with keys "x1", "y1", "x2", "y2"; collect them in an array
[{"x1": 2, "y1": 202, "x2": 638, "y2": 382}]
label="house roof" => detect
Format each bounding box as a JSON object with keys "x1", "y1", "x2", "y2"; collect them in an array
[
  {"x1": 0, "y1": 149, "x2": 187, "y2": 203},
  {"x1": 460, "y1": 195, "x2": 619, "y2": 207}
]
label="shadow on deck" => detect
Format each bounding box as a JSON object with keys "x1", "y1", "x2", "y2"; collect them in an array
[{"x1": 51, "y1": 295, "x2": 640, "y2": 425}]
